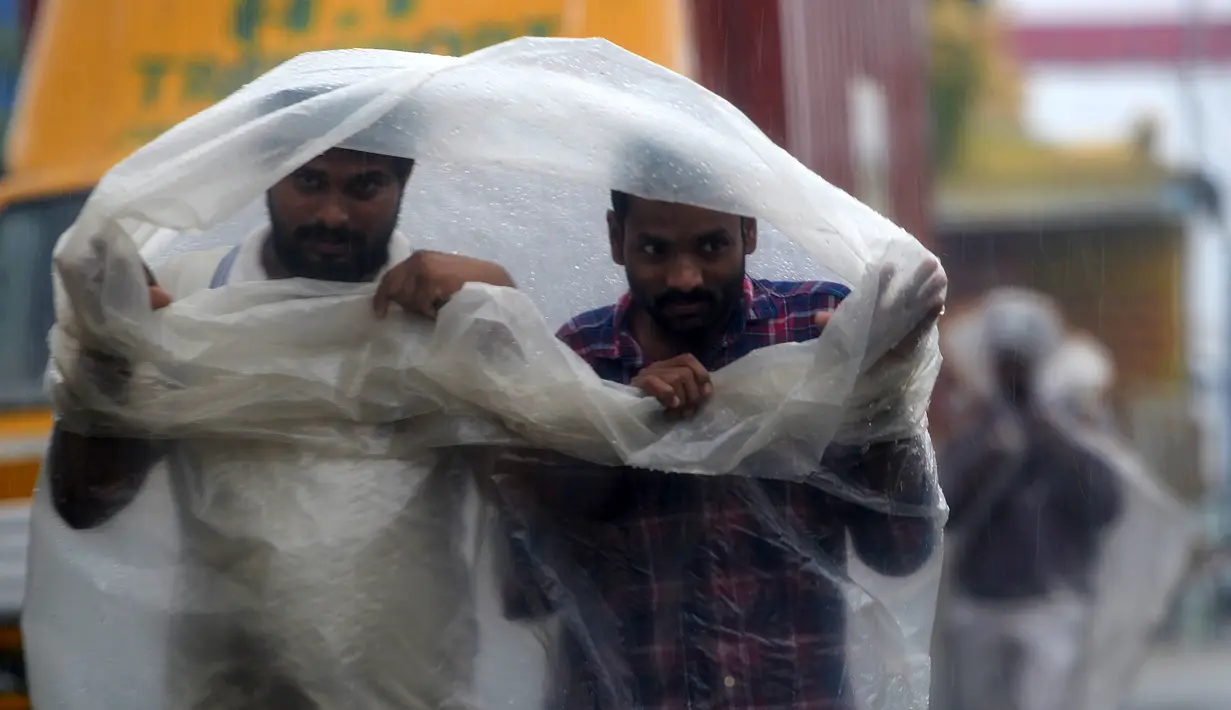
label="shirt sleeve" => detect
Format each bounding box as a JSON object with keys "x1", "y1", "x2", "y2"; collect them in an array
[{"x1": 820, "y1": 435, "x2": 941, "y2": 577}]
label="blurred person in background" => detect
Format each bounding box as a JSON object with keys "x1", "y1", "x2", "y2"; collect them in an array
[
  {"x1": 1036, "y1": 334, "x2": 1120, "y2": 434},
  {"x1": 937, "y1": 289, "x2": 1124, "y2": 710}
]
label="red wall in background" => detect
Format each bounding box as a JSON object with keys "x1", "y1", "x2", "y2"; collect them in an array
[
  {"x1": 688, "y1": 0, "x2": 933, "y2": 247},
  {"x1": 690, "y1": 0, "x2": 789, "y2": 148}
]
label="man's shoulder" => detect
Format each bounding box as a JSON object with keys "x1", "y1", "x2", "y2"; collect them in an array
[
  {"x1": 751, "y1": 278, "x2": 850, "y2": 312},
  {"x1": 151, "y1": 246, "x2": 235, "y2": 299},
  {"x1": 555, "y1": 303, "x2": 619, "y2": 346}
]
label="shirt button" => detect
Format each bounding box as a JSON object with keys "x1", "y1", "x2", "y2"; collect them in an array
[{"x1": 724, "y1": 676, "x2": 736, "y2": 689}]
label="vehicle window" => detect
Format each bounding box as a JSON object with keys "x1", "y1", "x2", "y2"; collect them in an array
[{"x1": 0, "y1": 192, "x2": 89, "y2": 409}]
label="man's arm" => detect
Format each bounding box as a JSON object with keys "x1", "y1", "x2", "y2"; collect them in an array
[
  {"x1": 47, "y1": 260, "x2": 174, "y2": 530},
  {"x1": 489, "y1": 450, "x2": 625, "y2": 621},
  {"x1": 828, "y1": 434, "x2": 940, "y2": 578},
  {"x1": 491, "y1": 449, "x2": 622, "y2": 522}
]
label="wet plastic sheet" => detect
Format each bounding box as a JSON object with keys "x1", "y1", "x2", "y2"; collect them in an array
[
  {"x1": 28, "y1": 40, "x2": 945, "y2": 709},
  {"x1": 936, "y1": 294, "x2": 1196, "y2": 710}
]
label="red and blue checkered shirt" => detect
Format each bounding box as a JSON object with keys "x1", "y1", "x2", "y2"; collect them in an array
[{"x1": 499, "y1": 278, "x2": 937, "y2": 710}]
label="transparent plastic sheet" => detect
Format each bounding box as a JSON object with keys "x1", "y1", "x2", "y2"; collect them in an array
[
  {"x1": 27, "y1": 40, "x2": 945, "y2": 709},
  {"x1": 934, "y1": 295, "x2": 1196, "y2": 710}
]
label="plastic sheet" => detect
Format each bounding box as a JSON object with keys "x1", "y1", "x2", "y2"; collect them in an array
[
  {"x1": 934, "y1": 293, "x2": 1196, "y2": 710},
  {"x1": 28, "y1": 39, "x2": 945, "y2": 709}
]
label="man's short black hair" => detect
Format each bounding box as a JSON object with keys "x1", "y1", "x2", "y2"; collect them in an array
[
  {"x1": 260, "y1": 85, "x2": 414, "y2": 183},
  {"x1": 611, "y1": 189, "x2": 633, "y2": 224}
]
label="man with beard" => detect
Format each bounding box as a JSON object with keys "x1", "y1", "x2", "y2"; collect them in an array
[
  {"x1": 499, "y1": 173, "x2": 946, "y2": 709},
  {"x1": 50, "y1": 95, "x2": 514, "y2": 530},
  {"x1": 46, "y1": 102, "x2": 516, "y2": 704}
]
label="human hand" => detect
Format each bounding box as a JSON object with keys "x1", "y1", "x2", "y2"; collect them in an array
[
  {"x1": 810, "y1": 259, "x2": 946, "y2": 363},
  {"x1": 373, "y1": 250, "x2": 515, "y2": 320},
  {"x1": 143, "y1": 264, "x2": 172, "y2": 310},
  {"x1": 860, "y1": 257, "x2": 948, "y2": 367},
  {"x1": 884, "y1": 256, "x2": 947, "y2": 360},
  {"x1": 631, "y1": 354, "x2": 713, "y2": 420}
]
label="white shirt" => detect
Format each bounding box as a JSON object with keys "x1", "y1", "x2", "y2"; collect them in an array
[{"x1": 152, "y1": 226, "x2": 413, "y2": 298}]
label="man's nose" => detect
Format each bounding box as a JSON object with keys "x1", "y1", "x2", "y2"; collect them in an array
[
  {"x1": 665, "y1": 258, "x2": 704, "y2": 292},
  {"x1": 316, "y1": 193, "x2": 349, "y2": 228}
]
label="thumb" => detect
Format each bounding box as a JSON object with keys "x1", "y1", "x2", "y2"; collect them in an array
[
  {"x1": 149, "y1": 286, "x2": 173, "y2": 310},
  {"x1": 813, "y1": 311, "x2": 833, "y2": 329}
]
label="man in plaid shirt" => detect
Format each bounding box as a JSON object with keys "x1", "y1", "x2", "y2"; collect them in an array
[{"x1": 499, "y1": 184, "x2": 944, "y2": 710}]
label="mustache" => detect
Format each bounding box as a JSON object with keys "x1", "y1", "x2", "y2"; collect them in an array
[
  {"x1": 652, "y1": 290, "x2": 717, "y2": 310},
  {"x1": 294, "y1": 224, "x2": 366, "y2": 243}
]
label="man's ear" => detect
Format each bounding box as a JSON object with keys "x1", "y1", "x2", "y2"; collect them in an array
[
  {"x1": 742, "y1": 217, "x2": 758, "y2": 255},
  {"x1": 607, "y1": 210, "x2": 626, "y2": 266}
]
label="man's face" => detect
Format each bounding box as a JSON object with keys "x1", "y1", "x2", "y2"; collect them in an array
[
  {"x1": 266, "y1": 148, "x2": 407, "y2": 282},
  {"x1": 609, "y1": 196, "x2": 756, "y2": 344}
]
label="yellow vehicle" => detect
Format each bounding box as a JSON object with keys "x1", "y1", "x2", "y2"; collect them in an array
[{"x1": 0, "y1": 0, "x2": 689, "y2": 703}]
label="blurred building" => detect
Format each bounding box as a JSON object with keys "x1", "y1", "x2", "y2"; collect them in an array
[
  {"x1": 932, "y1": 0, "x2": 1231, "y2": 648},
  {"x1": 1000, "y1": 0, "x2": 1231, "y2": 566},
  {"x1": 931, "y1": 0, "x2": 1218, "y2": 506},
  {"x1": 691, "y1": 0, "x2": 931, "y2": 244}
]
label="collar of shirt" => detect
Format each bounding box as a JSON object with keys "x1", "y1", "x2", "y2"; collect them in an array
[
  {"x1": 225, "y1": 226, "x2": 414, "y2": 284},
  {"x1": 588, "y1": 278, "x2": 783, "y2": 371}
]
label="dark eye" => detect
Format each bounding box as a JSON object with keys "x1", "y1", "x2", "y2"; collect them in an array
[
  {"x1": 348, "y1": 173, "x2": 390, "y2": 199},
  {"x1": 292, "y1": 171, "x2": 325, "y2": 192},
  {"x1": 639, "y1": 241, "x2": 668, "y2": 257},
  {"x1": 699, "y1": 236, "x2": 729, "y2": 254}
]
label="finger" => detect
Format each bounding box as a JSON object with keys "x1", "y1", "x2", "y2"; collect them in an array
[
  {"x1": 908, "y1": 261, "x2": 946, "y2": 305},
  {"x1": 374, "y1": 268, "x2": 413, "y2": 319},
  {"x1": 813, "y1": 311, "x2": 832, "y2": 330},
  {"x1": 148, "y1": 286, "x2": 173, "y2": 310},
  {"x1": 877, "y1": 263, "x2": 897, "y2": 295},
  {"x1": 670, "y1": 368, "x2": 703, "y2": 408},
  {"x1": 373, "y1": 272, "x2": 396, "y2": 319},
  {"x1": 887, "y1": 306, "x2": 944, "y2": 359},
  {"x1": 673, "y1": 354, "x2": 712, "y2": 397},
  {"x1": 411, "y1": 280, "x2": 447, "y2": 320},
  {"x1": 633, "y1": 375, "x2": 679, "y2": 408},
  {"x1": 919, "y1": 268, "x2": 948, "y2": 302}
]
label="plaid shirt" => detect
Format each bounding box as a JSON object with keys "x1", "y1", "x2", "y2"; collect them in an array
[{"x1": 499, "y1": 278, "x2": 937, "y2": 710}]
